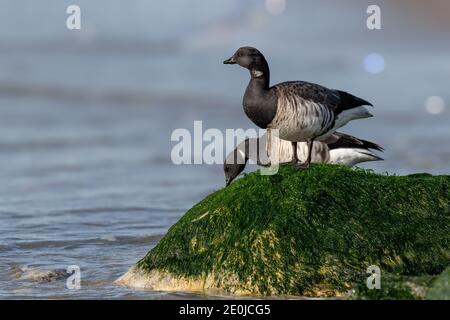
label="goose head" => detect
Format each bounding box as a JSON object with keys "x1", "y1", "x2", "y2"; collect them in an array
[
  {"x1": 223, "y1": 147, "x2": 247, "y2": 186},
  {"x1": 223, "y1": 47, "x2": 268, "y2": 76}
]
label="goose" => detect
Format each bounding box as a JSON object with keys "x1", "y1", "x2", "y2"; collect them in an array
[
  {"x1": 223, "y1": 131, "x2": 383, "y2": 186},
  {"x1": 223, "y1": 46, "x2": 374, "y2": 169}
]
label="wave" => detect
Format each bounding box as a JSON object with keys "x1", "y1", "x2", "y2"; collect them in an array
[
  {"x1": 12, "y1": 234, "x2": 164, "y2": 250},
  {"x1": 0, "y1": 81, "x2": 230, "y2": 109},
  {"x1": 0, "y1": 37, "x2": 181, "y2": 56},
  {"x1": 49, "y1": 206, "x2": 184, "y2": 215}
]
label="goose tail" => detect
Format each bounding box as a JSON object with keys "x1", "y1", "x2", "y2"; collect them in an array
[
  {"x1": 317, "y1": 106, "x2": 373, "y2": 141},
  {"x1": 327, "y1": 132, "x2": 384, "y2": 152},
  {"x1": 336, "y1": 90, "x2": 373, "y2": 114}
]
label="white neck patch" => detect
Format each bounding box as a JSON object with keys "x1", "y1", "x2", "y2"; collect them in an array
[{"x1": 252, "y1": 70, "x2": 264, "y2": 78}]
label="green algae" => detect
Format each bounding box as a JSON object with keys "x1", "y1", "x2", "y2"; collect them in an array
[
  {"x1": 426, "y1": 267, "x2": 450, "y2": 300},
  {"x1": 135, "y1": 164, "x2": 450, "y2": 297},
  {"x1": 352, "y1": 274, "x2": 435, "y2": 299}
]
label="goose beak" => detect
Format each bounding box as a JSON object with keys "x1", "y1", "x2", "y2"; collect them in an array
[{"x1": 223, "y1": 56, "x2": 236, "y2": 64}]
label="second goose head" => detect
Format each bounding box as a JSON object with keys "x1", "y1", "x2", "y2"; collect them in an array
[
  {"x1": 223, "y1": 47, "x2": 269, "y2": 79},
  {"x1": 223, "y1": 149, "x2": 247, "y2": 187}
]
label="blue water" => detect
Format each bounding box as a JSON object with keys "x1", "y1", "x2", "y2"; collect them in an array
[{"x1": 0, "y1": 0, "x2": 449, "y2": 299}]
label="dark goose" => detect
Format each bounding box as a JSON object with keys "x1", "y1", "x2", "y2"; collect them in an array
[
  {"x1": 224, "y1": 46, "x2": 374, "y2": 169},
  {"x1": 223, "y1": 131, "x2": 383, "y2": 186}
]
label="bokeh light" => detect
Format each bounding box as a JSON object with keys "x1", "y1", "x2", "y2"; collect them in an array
[
  {"x1": 265, "y1": 0, "x2": 286, "y2": 15},
  {"x1": 364, "y1": 53, "x2": 385, "y2": 74},
  {"x1": 425, "y1": 96, "x2": 446, "y2": 115}
]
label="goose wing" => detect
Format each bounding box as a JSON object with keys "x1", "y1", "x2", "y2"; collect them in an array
[
  {"x1": 326, "y1": 132, "x2": 384, "y2": 152},
  {"x1": 272, "y1": 81, "x2": 373, "y2": 115},
  {"x1": 272, "y1": 81, "x2": 341, "y2": 111}
]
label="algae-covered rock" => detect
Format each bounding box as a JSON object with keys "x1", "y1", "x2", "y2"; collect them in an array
[
  {"x1": 117, "y1": 164, "x2": 450, "y2": 298},
  {"x1": 426, "y1": 267, "x2": 450, "y2": 300},
  {"x1": 352, "y1": 274, "x2": 435, "y2": 299}
]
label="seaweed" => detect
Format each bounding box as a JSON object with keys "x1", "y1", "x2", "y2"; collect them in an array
[{"x1": 134, "y1": 164, "x2": 450, "y2": 298}]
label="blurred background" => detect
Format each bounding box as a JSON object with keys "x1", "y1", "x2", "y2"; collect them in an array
[{"x1": 0, "y1": 0, "x2": 449, "y2": 299}]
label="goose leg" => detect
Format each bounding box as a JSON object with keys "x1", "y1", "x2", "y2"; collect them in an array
[
  {"x1": 305, "y1": 139, "x2": 314, "y2": 165},
  {"x1": 291, "y1": 142, "x2": 299, "y2": 165},
  {"x1": 292, "y1": 140, "x2": 313, "y2": 169},
  {"x1": 256, "y1": 140, "x2": 271, "y2": 167}
]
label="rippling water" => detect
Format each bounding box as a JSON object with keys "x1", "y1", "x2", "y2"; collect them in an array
[{"x1": 0, "y1": 0, "x2": 449, "y2": 299}]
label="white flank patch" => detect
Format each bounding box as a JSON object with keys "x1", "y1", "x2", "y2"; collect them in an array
[{"x1": 329, "y1": 149, "x2": 379, "y2": 167}]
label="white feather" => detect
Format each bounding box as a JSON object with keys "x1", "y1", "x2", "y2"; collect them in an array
[
  {"x1": 329, "y1": 148, "x2": 381, "y2": 166},
  {"x1": 237, "y1": 131, "x2": 381, "y2": 167},
  {"x1": 317, "y1": 106, "x2": 373, "y2": 141}
]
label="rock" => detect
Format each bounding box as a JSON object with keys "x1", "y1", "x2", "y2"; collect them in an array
[
  {"x1": 10, "y1": 265, "x2": 67, "y2": 283},
  {"x1": 116, "y1": 164, "x2": 450, "y2": 298},
  {"x1": 426, "y1": 267, "x2": 450, "y2": 300}
]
